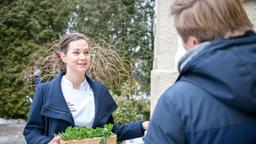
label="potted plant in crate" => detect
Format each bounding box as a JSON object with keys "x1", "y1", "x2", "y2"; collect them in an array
[{"x1": 59, "y1": 124, "x2": 116, "y2": 144}]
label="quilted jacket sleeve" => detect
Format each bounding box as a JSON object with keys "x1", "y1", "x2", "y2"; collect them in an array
[{"x1": 107, "y1": 115, "x2": 145, "y2": 141}]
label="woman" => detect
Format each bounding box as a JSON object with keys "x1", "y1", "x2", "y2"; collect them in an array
[{"x1": 23, "y1": 33, "x2": 149, "y2": 144}]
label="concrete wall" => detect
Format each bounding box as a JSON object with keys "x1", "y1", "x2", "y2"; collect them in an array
[
  {"x1": 245, "y1": 1, "x2": 256, "y2": 31},
  {"x1": 150, "y1": 0, "x2": 256, "y2": 114},
  {"x1": 150, "y1": 0, "x2": 178, "y2": 115}
]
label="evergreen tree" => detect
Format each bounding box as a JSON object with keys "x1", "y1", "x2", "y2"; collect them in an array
[{"x1": 0, "y1": 0, "x2": 70, "y2": 118}]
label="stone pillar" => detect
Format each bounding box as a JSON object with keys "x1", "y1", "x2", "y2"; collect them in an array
[
  {"x1": 150, "y1": 0, "x2": 256, "y2": 115},
  {"x1": 244, "y1": 1, "x2": 256, "y2": 30},
  {"x1": 150, "y1": 0, "x2": 178, "y2": 115}
]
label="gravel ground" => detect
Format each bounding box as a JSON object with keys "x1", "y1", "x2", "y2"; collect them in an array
[{"x1": 0, "y1": 118, "x2": 26, "y2": 144}]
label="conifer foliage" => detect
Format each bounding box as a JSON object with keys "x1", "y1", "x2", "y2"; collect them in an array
[{"x1": 0, "y1": 0, "x2": 70, "y2": 118}]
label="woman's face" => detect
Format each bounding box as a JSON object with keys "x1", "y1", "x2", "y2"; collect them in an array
[{"x1": 60, "y1": 39, "x2": 90, "y2": 74}]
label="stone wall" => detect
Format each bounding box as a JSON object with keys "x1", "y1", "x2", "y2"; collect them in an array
[
  {"x1": 244, "y1": 1, "x2": 256, "y2": 30},
  {"x1": 150, "y1": 0, "x2": 178, "y2": 115}
]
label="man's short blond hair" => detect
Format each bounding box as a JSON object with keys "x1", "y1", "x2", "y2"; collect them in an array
[{"x1": 171, "y1": 0, "x2": 253, "y2": 42}]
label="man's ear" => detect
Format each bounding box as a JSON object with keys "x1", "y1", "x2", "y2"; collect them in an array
[{"x1": 183, "y1": 36, "x2": 199, "y2": 50}]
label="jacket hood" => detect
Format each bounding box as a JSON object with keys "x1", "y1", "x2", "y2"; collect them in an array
[{"x1": 179, "y1": 32, "x2": 256, "y2": 113}]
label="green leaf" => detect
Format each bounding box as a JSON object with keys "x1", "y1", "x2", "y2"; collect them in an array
[{"x1": 59, "y1": 124, "x2": 114, "y2": 141}]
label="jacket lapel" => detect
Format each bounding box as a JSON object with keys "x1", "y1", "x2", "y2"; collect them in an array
[
  {"x1": 86, "y1": 76, "x2": 117, "y2": 128},
  {"x1": 41, "y1": 72, "x2": 74, "y2": 125}
]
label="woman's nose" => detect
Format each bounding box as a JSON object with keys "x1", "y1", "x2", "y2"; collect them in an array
[{"x1": 80, "y1": 53, "x2": 86, "y2": 59}]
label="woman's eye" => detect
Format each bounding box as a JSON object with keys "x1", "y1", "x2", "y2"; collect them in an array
[
  {"x1": 84, "y1": 51, "x2": 90, "y2": 55},
  {"x1": 73, "y1": 51, "x2": 79, "y2": 54}
]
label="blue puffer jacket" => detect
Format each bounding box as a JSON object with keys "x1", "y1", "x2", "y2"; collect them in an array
[
  {"x1": 23, "y1": 72, "x2": 145, "y2": 144},
  {"x1": 145, "y1": 32, "x2": 256, "y2": 144}
]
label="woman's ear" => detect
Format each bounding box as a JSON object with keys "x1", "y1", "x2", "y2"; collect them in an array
[{"x1": 59, "y1": 52, "x2": 66, "y2": 63}]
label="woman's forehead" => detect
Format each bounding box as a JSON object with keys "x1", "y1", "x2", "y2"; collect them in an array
[{"x1": 68, "y1": 39, "x2": 89, "y2": 50}]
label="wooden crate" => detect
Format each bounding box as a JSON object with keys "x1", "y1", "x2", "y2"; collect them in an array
[{"x1": 60, "y1": 134, "x2": 116, "y2": 144}]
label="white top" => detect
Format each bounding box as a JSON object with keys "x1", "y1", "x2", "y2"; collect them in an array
[{"x1": 61, "y1": 76, "x2": 95, "y2": 128}]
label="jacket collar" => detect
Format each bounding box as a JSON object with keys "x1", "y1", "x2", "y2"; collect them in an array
[
  {"x1": 41, "y1": 72, "x2": 74, "y2": 125},
  {"x1": 85, "y1": 74, "x2": 117, "y2": 128},
  {"x1": 178, "y1": 41, "x2": 210, "y2": 73},
  {"x1": 41, "y1": 71, "x2": 117, "y2": 127}
]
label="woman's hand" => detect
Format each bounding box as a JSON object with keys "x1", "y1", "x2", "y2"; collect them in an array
[
  {"x1": 142, "y1": 121, "x2": 149, "y2": 131},
  {"x1": 48, "y1": 136, "x2": 60, "y2": 144}
]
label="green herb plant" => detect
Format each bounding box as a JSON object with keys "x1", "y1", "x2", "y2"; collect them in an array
[{"x1": 60, "y1": 124, "x2": 114, "y2": 141}]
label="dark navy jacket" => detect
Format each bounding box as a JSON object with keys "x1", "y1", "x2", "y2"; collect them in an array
[
  {"x1": 145, "y1": 32, "x2": 256, "y2": 144},
  {"x1": 23, "y1": 72, "x2": 144, "y2": 144}
]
